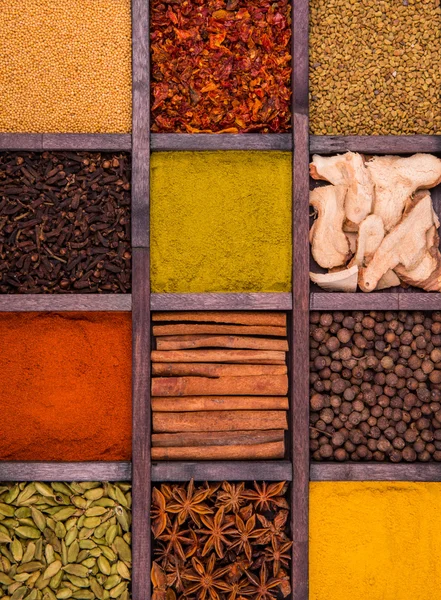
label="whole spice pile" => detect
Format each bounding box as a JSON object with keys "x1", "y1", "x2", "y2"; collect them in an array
[
  {"x1": 309, "y1": 0, "x2": 441, "y2": 135},
  {"x1": 151, "y1": 479, "x2": 292, "y2": 600},
  {"x1": 0, "y1": 152, "x2": 131, "y2": 293},
  {"x1": 150, "y1": 0, "x2": 292, "y2": 133},
  {"x1": 151, "y1": 312, "x2": 289, "y2": 460},
  {"x1": 310, "y1": 311, "x2": 441, "y2": 462},
  {"x1": 0, "y1": 0, "x2": 131, "y2": 133},
  {"x1": 0, "y1": 312, "x2": 131, "y2": 461},
  {"x1": 0, "y1": 481, "x2": 131, "y2": 600},
  {"x1": 309, "y1": 152, "x2": 441, "y2": 293}
]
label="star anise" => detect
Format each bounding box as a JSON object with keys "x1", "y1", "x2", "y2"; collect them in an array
[
  {"x1": 152, "y1": 487, "x2": 169, "y2": 539},
  {"x1": 183, "y1": 554, "x2": 230, "y2": 600},
  {"x1": 166, "y1": 555, "x2": 193, "y2": 593},
  {"x1": 217, "y1": 576, "x2": 254, "y2": 600},
  {"x1": 159, "y1": 518, "x2": 194, "y2": 561},
  {"x1": 152, "y1": 561, "x2": 177, "y2": 600},
  {"x1": 184, "y1": 528, "x2": 203, "y2": 560},
  {"x1": 154, "y1": 541, "x2": 173, "y2": 568},
  {"x1": 243, "y1": 481, "x2": 289, "y2": 513},
  {"x1": 198, "y1": 507, "x2": 235, "y2": 558},
  {"x1": 225, "y1": 556, "x2": 252, "y2": 583},
  {"x1": 264, "y1": 537, "x2": 293, "y2": 578},
  {"x1": 254, "y1": 510, "x2": 289, "y2": 546},
  {"x1": 229, "y1": 514, "x2": 261, "y2": 562},
  {"x1": 167, "y1": 479, "x2": 213, "y2": 526},
  {"x1": 216, "y1": 482, "x2": 247, "y2": 514},
  {"x1": 244, "y1": 562, "x2": 282, "y2": 600}
]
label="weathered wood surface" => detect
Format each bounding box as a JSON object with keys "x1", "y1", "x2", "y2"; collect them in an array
[
  {"x1": 151, "y1": 460, "x2": 293, "y2": 481},
  {"x1": 0, "y1": 295, "x2": 131, "y2": 312},
  {"x1": 0, "y1": 462, "x2": 131, "y2": 482},
  {"x1": 0, "y1": 134, "x2": 132, "y2": 151},
  {"x1": 151, "y1": 133, "x2": 292, "y2": 151},
  {"x1": 292, "y1": 0, "x2": 310, "y2": 597},
  {"x1": 151, "y1": 293, "x2": 293, "y2": 311},
  {"x1": 43, "y1": 134, "x2": 132, "y2": 151},
  {"x1": 131, "y1": 255, "x2": 151, "y2": 600},
  {"x1": 131, "y1": 1, "x2": 151, "y2": 598},
  {"x1": 310, "y1": 135, "x2": 441, "y2": 154},
  {"x1": 310, "y1": 292, "x2": 441, "y2": 311},
  {"x1": 311, "y1": 463, "x2": 441, "y2": 481}
]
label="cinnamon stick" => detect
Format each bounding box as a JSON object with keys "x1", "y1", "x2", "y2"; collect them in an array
[
  {"x1": 152, "y1": 311, "x2": 287, "y2": 327},
  {"x1": 151, "y1": 429, "x2": 285, "y2": 447},
  {"x1": 152, "y1": 363, "x2": 288, "y2": 377},
  {"x1": 151, "y1": 440, "x2": 285, "y2": 460},
  {"x1": 152, "y1": 410, "x2": 288, "y2": 432},
  {"x1": 151, "y1": 396, "x2": 289, "y2": 411},
  {"x1": 151, "y1": 349, "x2": 285, "y2": 364},
  {"x1": 152, "y1": 324, "x2": 287, "y2": 337},
  {"x1": 156, "y1": 335, "x2": 288, "y2": 351},
  {"x1": 152, "y1": 375, "x2": 288, "y2": 397}
]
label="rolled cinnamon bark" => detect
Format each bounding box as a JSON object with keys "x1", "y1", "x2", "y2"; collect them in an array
[
  {"x1": 151, "y1": 429, "x2": 285, "y2": 447},
  {"x1": 152, "y1": 410, "x2": 288, "y2": 432},
  {"x1": 152, "y1": 311, "x2": 287, "y2": 327},
  {"x1": 151, "y1": 440, "x2": 285, "y2": 460},
  {"x1": 151, "y1": 363, "x2": 288, "y2": 377},
  {"x1": 153, "y1": 324, "x2": 287, "y2": 337},
  {"x1": 152, "y1": 375, "x2": 288, "y2": 397},
  {"x1": 151, "y1": 396, "x2": 289, "y2": 411},
  {"x1": 151, "y1": 349, "x2": 285, "y2": 364},
  {"x1": 156, "y1": 335, "x2": 289, "y2": 351}
]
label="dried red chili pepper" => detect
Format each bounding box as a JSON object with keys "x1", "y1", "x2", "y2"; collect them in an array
[{"x1": 150, "y1": 0, "x2": 292, "y2": 133}]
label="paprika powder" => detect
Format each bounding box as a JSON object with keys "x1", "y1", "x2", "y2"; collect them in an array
[{"x1": 0, "y1": 312, "x2": 132, "y2": 461}]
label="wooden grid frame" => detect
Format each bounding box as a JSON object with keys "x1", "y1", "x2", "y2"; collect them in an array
[{"x1": 0, "y1": 1, "x2": 440, "y2": 599}]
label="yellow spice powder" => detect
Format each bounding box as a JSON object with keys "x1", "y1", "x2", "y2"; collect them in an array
[
  {"x1": 0, "y1": 0, "x2": 132, "y2": 133},
  {"x1": 310, "y1": 482, "x2": 441, "y2": 600},
  {"x1": 151, "y1": 151, "x2": 292, "y2": 293}
]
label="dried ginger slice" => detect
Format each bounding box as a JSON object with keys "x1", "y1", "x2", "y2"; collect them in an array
[
  {"x1": 395, "y1": 225, "x2": 441, "y2": 292},
  {"x1": 310, "y1": 265, "x2": 358, "y2": 293},
  {"x1": 345, "y1": 232, "x2": 358, "y2": 255},
  {"x1": 310, "y1": 152, "x2": 374, "y2": 229},
  {"x1": 359, "y1": 191, "x2": 437, "y2": 292},
  {"x1": 367, "y1": 153, "x2": 441, "y2": 232},
  {"x1": 309, "y1": 185, "x2": 349, "y2": 269},
  {"x1": 376, "y1": 270, "x2": 401, "y2": 290},
  {"x1": 349, "y1": 214, "x2": 385, "y2": 268}
]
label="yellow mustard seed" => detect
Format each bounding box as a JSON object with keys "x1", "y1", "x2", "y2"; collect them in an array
[{"x1": 0, "y1": 0, "x2": 132, "y2": 133}]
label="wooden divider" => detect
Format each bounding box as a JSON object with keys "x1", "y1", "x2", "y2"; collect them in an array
[{"x1": 1, "y1": 0, "x2": 440, "y2": 599}]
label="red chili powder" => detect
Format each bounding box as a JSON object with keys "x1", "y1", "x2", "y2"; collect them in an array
[{"x1": 0, "y1": 312, "x2": 132, "y2": 461}]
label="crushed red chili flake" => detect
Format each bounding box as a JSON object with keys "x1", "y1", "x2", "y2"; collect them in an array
[{"x1": 150, "y1": 0, "x2": 292, "y2": 133}]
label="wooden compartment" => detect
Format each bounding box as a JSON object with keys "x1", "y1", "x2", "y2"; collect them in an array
[
  {"x1": 309, "y1": 149, "x2": 441, "y2": 304},
  {"x1": 150, "y1": 311, "x2": 291, "y2": 461},
  {"x1": 150, "y1": 479, "x2": 293, "y2": 600},
  {"x1": 0, "y1": 0, "x2": 440, "y2": 599}
]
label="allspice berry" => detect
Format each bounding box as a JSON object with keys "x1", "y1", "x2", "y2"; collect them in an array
[{"x1": 310, "y1": 311, "x2": 441, "y2": 463}]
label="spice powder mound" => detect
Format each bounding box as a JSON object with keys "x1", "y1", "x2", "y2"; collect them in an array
[
  {"x1": 0, "y1": 312, "x2": 132, "y2": 461},
  {"x1": 150, "y1": 151, "x2": 292, "y2": 293},
  {"x1": 151, "y1": 0, "x2": 292, "y2": 133}
]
